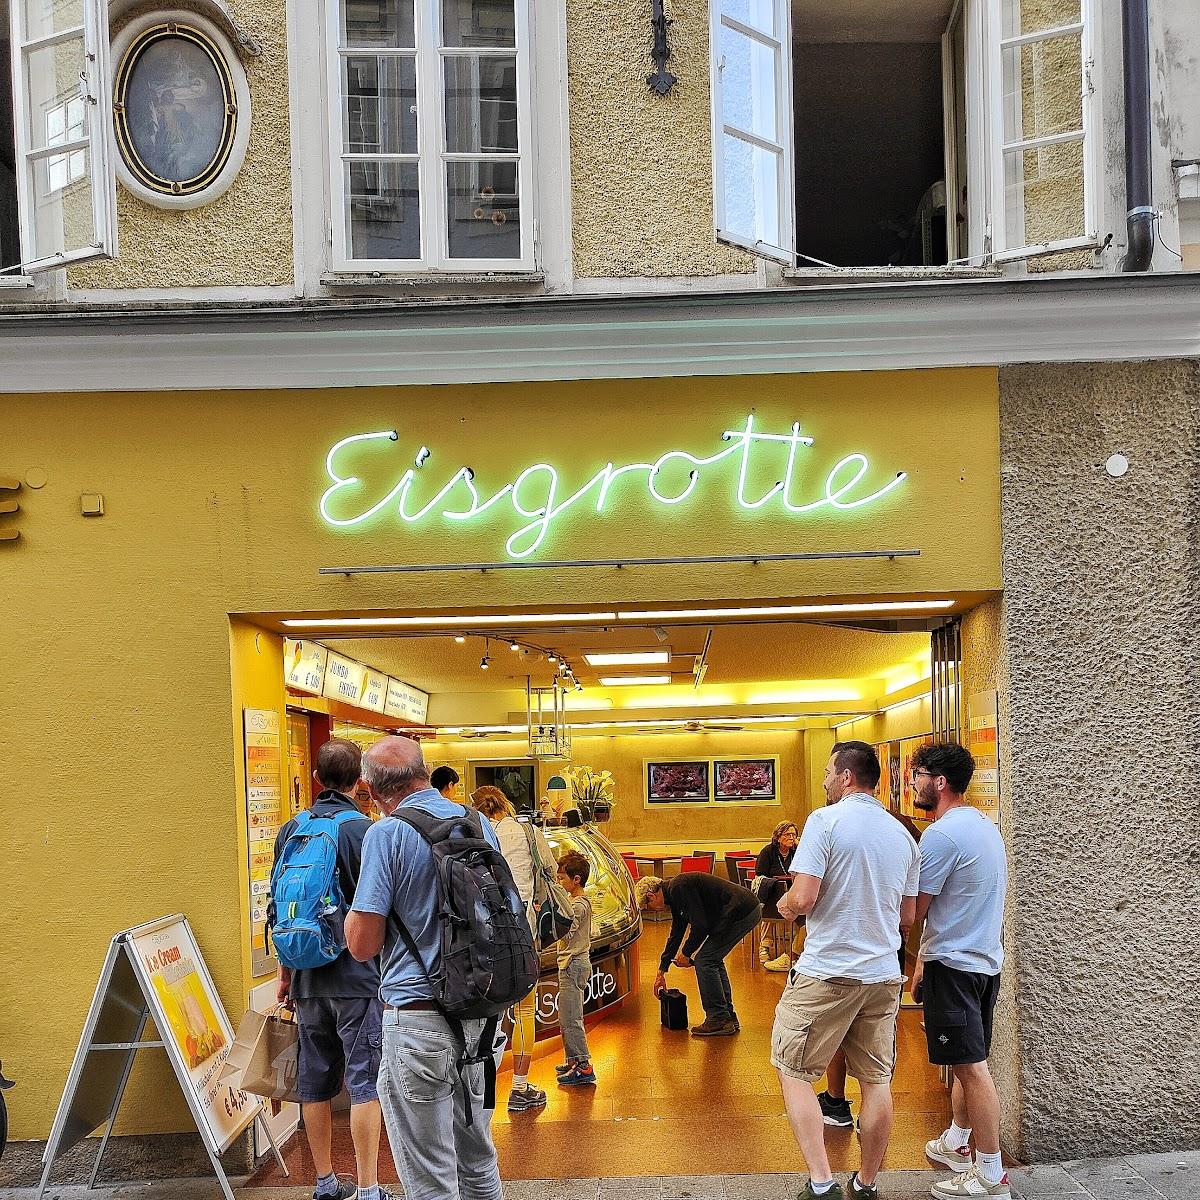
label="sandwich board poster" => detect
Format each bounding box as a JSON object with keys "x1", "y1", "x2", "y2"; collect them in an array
[
  {"x1": 40, "y1": 915, "x2": 280, "y2": 1200},
  {"x1": 128, "y1": 918, "x2": 257, "y2": 1149}
]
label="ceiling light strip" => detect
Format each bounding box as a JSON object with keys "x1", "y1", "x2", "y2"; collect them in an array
[{"x1": 318, "y1": 550, "x2": 921, "y2": 575}]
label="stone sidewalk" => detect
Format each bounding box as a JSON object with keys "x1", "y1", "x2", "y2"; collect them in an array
[{"x1": 4, "y1": 1154, "x2": 1199, "y2": 1200}]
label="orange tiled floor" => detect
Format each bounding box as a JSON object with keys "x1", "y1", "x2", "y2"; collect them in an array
[{"x1": 249, "y1": 924, "x2": 949, "y2": 1184}]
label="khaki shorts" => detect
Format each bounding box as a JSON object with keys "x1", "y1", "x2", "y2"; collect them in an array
[{"x1": 771, "y1": 972, "x2": 902, "y2": 1085}]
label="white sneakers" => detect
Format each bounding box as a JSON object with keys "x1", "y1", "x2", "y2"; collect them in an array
[
  {"x1": 926, "y1": 1136, "x2": 974, "y2": 1172},
  {"x1": 930, "y1": 1167, "x2": 1011, "y2": 1199}
]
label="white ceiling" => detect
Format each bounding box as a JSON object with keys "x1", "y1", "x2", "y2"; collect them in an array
[{"x1": 792, "y1": 0, "x2": 953, "y2": 42}]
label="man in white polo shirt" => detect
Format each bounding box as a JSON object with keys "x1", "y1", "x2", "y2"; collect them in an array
[
  {"x1": 909, "y1": 741, "x2": 1009, "y2": 1200},
  {"x1": 773, "y1": 741, "x2": 920, "y2": 1200}
]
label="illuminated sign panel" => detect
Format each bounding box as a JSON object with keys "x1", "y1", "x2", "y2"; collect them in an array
[{"x1": 320, "y1": 416, "x2": 908, "y2": 560}]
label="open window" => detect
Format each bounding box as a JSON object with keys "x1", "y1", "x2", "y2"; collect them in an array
[
  {"x1": 710, "y1": 0, "x2": 1097, "y2": 272},
  {"x1": 5, "y1": 0, "x2": 117, "y2": 274},
  {"x1": 987, "y1": 0, "x2": 1099, "y2": 261}
]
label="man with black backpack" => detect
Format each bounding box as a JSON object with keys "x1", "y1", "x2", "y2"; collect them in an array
[
  {"x1": 271, "y1": 738, "x2": 385, "y2": 1200},
  {"x1": 347, "y1": 737, "x2": 537, "y2": 1200}
]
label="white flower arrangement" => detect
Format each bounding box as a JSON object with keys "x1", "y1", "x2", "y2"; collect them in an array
[{"x1": 562, "y1": 765, "x2": 616, "y2": 807}]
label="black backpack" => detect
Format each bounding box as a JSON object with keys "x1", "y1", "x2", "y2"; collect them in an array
[{"x1": 392, "y1": 806, "x2": 539, "y2": 1120}]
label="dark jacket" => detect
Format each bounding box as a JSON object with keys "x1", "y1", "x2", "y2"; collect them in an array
[
  {"x1": 659, "y1": 873, "x2": 761, "y2": 970},
  {"x1": 754, "y1": 841, "x2": 797, "y2": 880},
  {"x1": 273, "y1": 790, "x2": 380, "y2": 998}
]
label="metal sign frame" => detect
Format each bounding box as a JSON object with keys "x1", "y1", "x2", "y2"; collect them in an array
[{"x1": 38, "y1": 914, "x2": 287, "y2": 1200}]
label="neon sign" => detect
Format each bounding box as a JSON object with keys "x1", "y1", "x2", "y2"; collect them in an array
[{"x1": 320, "y1": 416, "x2": 908, "y2": 560}]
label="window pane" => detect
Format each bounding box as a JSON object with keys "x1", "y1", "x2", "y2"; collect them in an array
[
  {"x1": 446, "y1": 160, "x2": 521, "y2": 259},
  {"x1": 344, "y1": 55, "x2": 418, "y2": 154},
  {"x1": 442, "y1": 0, "x2": 515, "y2": 48},
  {"x1": 24, "y1": 41, "x2": 87, "y2": 153},
  {"x1": 1002, "y1": 32, "x2": 1082, "y2": 145},
  {"x1": 721, "y1": 133, "x2": 781, "y2": 247},
  {"x1": 721, "y1": 0, "x2": 776, "y2": 37},
  {"x1": 719, "y1": 23, "x2": 778, "y2": 143},
  {"x1": 342, "y1": 0, "x2": 415, "y2": 48},
  {"x1": 1003, "y1": 137, "x2": 1085, "y2": 248},
  {"x1": 345, "y1": 160, "x2": 421, "y2": 259},
  {"x1": 20, "y1": 0, "x2": 85, "y2": 40},
  {"x1": 444, "y1": 56, "x2": 518, "y2": 153},
  {"x1": 1002, "y1": 0, "x2": 1081, "y2": 39},
  {"x1": 28, "y1": 149, "x2": 94, "y2": 262}
]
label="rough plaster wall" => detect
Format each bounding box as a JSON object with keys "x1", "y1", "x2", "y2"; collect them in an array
[
  {"x1": 997, "y1": 360, "x2": 1200, "y2": 1159},
  {"x1": 959, "y1": 595, "x2": 1022, "y2": 1154},
  {"x1": 565, "y1": 0, "x2": 754, "y2": 278},
  {"x1": 69, "y1": 0, "x2": 293, "y2": 290}
]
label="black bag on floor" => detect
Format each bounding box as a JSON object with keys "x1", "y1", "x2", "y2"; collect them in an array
[{"x1": 660, "y1": 987, "x2": 688, "y2": 1030}]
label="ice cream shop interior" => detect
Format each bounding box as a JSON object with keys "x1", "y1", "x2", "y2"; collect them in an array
[{"x1": 232, "y1": 586, "x2": 1003, "y2": 1180}]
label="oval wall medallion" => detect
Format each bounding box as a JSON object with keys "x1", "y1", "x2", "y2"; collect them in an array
[{"x1": 112, "y1": 12, "x2": 252, "y2": 210}]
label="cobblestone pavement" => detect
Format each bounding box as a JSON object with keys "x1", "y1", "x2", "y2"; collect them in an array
[{"x1": 4, "y1": 1153, "x2": 1200, "y2": 1200}]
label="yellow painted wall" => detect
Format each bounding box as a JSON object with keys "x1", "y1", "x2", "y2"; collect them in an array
[
  {"x1": 565, "y1": 0, "x2": 755, "y2": 278},
  {"x1": 429, "y1": 729, "x2": 807, "y2": 848},
  {"x1": 0, "y1": 368, "x2": 999, "y2": 1139},
  {"x1": 69, "y1": 0, "x2": 293, "y2": 290}
]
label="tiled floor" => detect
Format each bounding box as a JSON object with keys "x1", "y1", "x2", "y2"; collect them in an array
[{"x1": 248, "y1": 924, "x2": 950, "y2": 1185}]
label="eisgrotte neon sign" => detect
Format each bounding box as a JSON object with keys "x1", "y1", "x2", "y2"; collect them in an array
[{"x1": 319, "y1": 416, "x2": 908, "y2": 560}]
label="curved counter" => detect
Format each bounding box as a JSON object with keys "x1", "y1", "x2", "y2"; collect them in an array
[{"x1": 522, "y1": 818, "x2": 642, "y2": 1039}]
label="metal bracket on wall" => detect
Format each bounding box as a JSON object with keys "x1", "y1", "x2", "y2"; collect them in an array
[
  {"x1": 647, "y1": 0, "x2": 678, "y2": 95},
  {"x1": 0, "y1": 477, "x2": 20, "y2": 543},
  {"x1": 318, "y1": 549, "x2": 922, "y2": 576},
  {"x1": 108, "y1": 0, "x2": 264, "y2": 57}
]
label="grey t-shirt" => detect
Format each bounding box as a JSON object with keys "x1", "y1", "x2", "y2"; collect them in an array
[
  {"x1": 793, "y1": 792, "x2": 921, "y2": 983},
  {"x1": 918, "y1": 806, "x2": 1007, "y2": 975}
]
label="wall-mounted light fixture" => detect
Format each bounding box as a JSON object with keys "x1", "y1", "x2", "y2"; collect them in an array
[{"x1": 647, "y1": 0, "x2": 677, "y2": 95}]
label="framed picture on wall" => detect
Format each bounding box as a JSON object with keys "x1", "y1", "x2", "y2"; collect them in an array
[
  {"x1": 713, "y1": 758, "x2": 778, "y2": 802},
  {"x1": 645, "y1": 759, "x2": 710, "y2": 805}
]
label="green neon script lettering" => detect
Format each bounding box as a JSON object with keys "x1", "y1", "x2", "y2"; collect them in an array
[{"x1": 319, "y1": 419, "x2": 908, "y2": 559}]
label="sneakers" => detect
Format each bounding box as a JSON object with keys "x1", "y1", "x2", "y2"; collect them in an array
[
  {"x1": 507, "y1": 1084, "x2": 548, "y2": 1111},
  {"x1": 557, "y1": 1062, "x2": 597, "y2": 1087},
  {"x1": 931, "y1": 1167, "x2": 1011, "y2": 1198},
  {"x1": 797, "y1": 1182, "x2": 845, "y2": 1200},
  {"x1": 554, "y1": 1062, "x2": 573, "y2": 1076},
  {"x1": 690, "y1": 1017, "x2": 738, "y2": 1037},
  {"x1": 817, "y1": 1090, "x2": 854, "y2": 1128},
  {"x1": 764, "y1": 953, "x2": 792, "y2": 972},
  {"x1": 926, "y1": 1135, "x2": 974, "y2": 1172},
  {"x1": 848, "y1": 1173, "x2": 878, "y2": 1200},
  {"x1": 313, "y1": 1180, "x2": 356, "y2": 1200}
]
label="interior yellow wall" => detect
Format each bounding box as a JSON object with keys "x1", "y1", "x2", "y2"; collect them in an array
[
  {"x1": 430, "y1": 729, "x2": 807, "y2": 847},
  {"x1": 0, "y1": 369, "x2": 999, "y2": 1140}
]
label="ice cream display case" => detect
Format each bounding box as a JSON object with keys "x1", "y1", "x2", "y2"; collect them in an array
[{"x1": 527, "y1": 820, "x2": 642, "y2": 1038}]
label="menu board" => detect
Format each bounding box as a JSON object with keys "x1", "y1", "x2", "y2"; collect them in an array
[
  {"x1": 128, "y1": 917, "x2": 259, "y2": 1151},
  {"x1": 645, "y1": 759, "x2": 710, "y2": 803},
  {"x1": 362, "y1": 670, "x2": 389, "y2": 713},
  {"x1": 966, "y1": 691, "x2": 1001, "y2": 826},
  {"x1": 244, "y1": 708, "x2": 284, "y2": 976},
  {"x1": 713, "y1": 758, "x2": 777, "y2": 801},
  {"x1": 384, "y1": 677, "x2": 430, "y2": 724},
  {"x1": 322, "y1": 651, "x2": 367, "y2": 705},
  {"x1": 284, "y1": 639, "x2": 328, "y2": 695}
]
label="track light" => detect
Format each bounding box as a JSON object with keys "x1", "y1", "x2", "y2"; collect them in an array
[
  {"x1": 547, "y1": 654, "x2": 557, "y2": 664},
  {"x1": 480, "y1": 638, "x2": 491, "y2": 670},
  {"x1": 510, "y1": 641, "x2": 520, "y2": 651},
  {"x1": 454, "y1": 635, "x2": 466, "y2": 644}
]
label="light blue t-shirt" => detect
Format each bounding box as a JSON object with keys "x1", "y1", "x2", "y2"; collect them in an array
[
  {"x1": 352, "y1": 790, "x2": 499, "y2": 1007},
  {"x1": 918, "y1": 806, "x2": 1007, "y2": 976},
  {"x1": 793, "y1": 793, "x2": 920, "y2": 984}
]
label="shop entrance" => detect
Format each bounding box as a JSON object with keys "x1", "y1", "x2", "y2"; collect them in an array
[{"x1": 234, "y1": 591, "x2": 1002, "y2": 1183}]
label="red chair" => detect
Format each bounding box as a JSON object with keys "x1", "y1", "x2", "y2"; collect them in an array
[
  {"x1": 724, "y1": 851, "x2": 755, "y2": 882},
  {"x1": 620, "y1": 853, "x2": 640, "y2": 880},
  {"x1": 680, "y1": 854, "x2": 712, "y2": 873},
  {"x1": 690, "y1": 849, "x2": 716, "y2": 864}
]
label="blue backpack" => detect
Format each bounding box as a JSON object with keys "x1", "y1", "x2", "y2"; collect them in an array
[{"x1": 268, "y1": 809, "x2": 365, "y2": 970}]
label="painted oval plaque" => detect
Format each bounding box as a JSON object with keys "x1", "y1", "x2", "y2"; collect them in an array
[{"x1": 114, "y1": 22, "x2": 238, "y2": 198}]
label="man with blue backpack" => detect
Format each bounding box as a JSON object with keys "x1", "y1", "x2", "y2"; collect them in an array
[
  {"x1": 346, "y1": 736, "x2": 538, "y2": 1200},
  {"x1": 271, "y1": 738, "x2": 386, "y2": 1200}
]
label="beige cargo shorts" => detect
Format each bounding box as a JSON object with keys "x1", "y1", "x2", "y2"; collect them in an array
[{"x1": 771, "y1": 972, "x2": 902, "y2": 1085}]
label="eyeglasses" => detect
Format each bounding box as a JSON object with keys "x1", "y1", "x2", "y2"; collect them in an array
[{"x1": 911, "y1": 769, "x2": 938, "y2": 782}]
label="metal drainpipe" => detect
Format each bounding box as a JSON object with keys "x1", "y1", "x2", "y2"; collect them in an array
[{"x1": 1122, "y1": 0, "x2": 1155, "y2": 271}]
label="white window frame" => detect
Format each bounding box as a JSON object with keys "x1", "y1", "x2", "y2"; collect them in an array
[
  {"x1": 986, "y1": 0, "x2": 1100, "y2": 262},
  {"x1": 9, "y1": 0, "x2": 117, "y2": 273},
  {"x1": 709, "y1": 0, "x2": 795, "y2": 265},
  {"x1": 325, "y1": 0, "x2": 536, "y2": 274}
]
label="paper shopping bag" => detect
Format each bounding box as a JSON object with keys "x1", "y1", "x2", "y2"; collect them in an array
[{"x1": 219, "y1": 1007, "x2": 302, "y2": 1103}]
